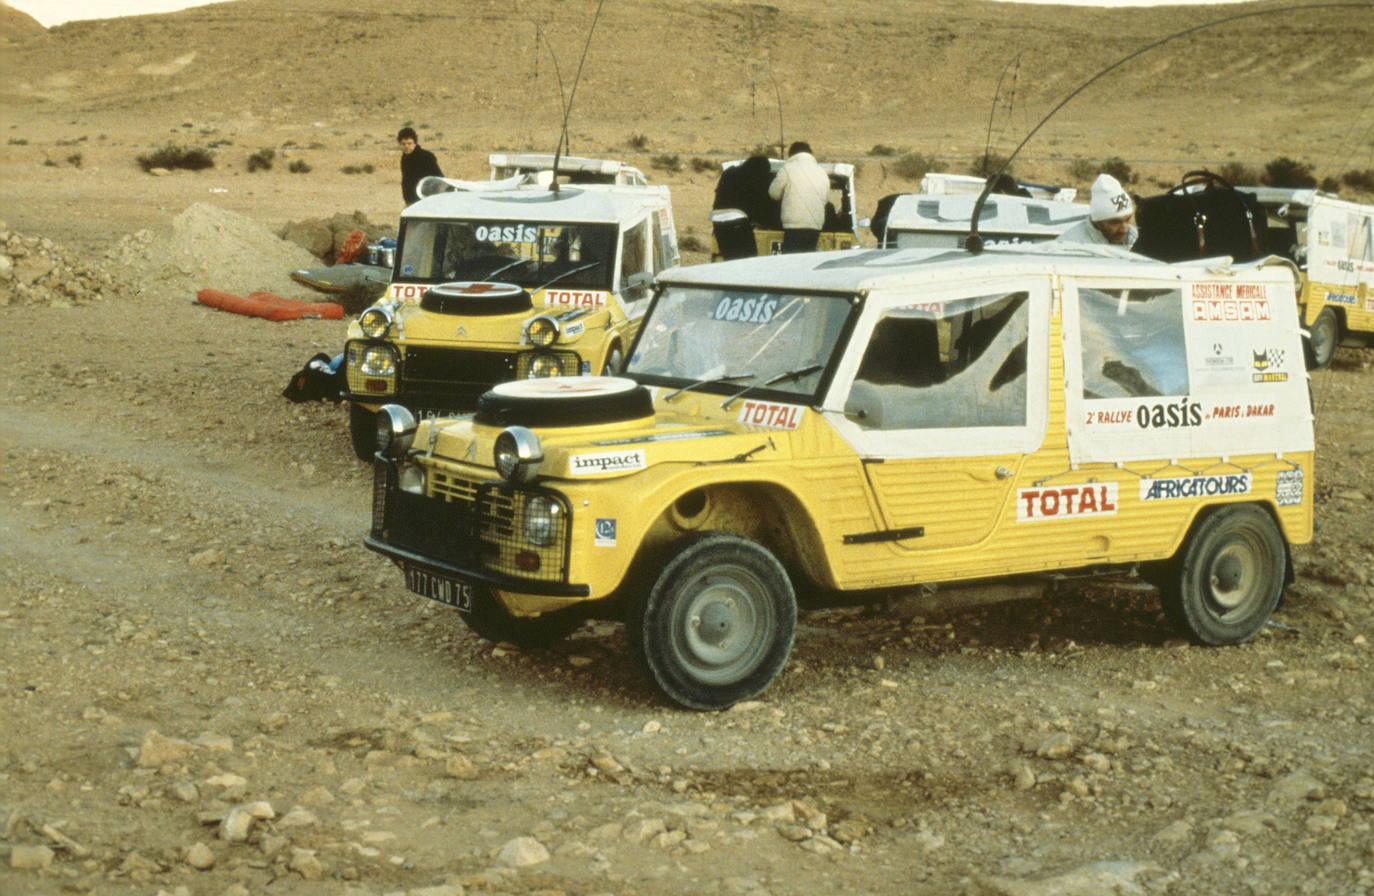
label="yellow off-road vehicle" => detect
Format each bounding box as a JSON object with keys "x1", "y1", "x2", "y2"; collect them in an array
[
  {"x1": 1240, "y1": 186, "x2": 1373, "y2": 368},
  {"x1": 341, "y1": 165, "x2": 678, "y2": 459},
  {"x1": 365, "y1": 244, "x2": 1315, "y2": 709}
]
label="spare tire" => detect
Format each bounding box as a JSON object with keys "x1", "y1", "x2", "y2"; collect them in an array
[
  {"x1": 475, "y1": 376, "x2": 654, "y2": 428},
  {"x1": 421, "y1": 281, "x2": 533, "y2": 316}
]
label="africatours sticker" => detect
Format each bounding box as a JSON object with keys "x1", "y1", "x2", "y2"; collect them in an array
[
  {"x1": 1017, "y1": 483, "x2": 1118, "y2": 522},
  {"x1": 737, "y1": 399, "x2": 804, "y2": 430},
  {"x1": 1140, "y1": 473, "x2": 1252, "y2": 501},
  {"x1": 546, "y1": 290, "x2": 607, "y2": 308},
  {"x1": 1190, "y1": 283, "x2": 1271, "y2": 322},
  {"x1": 1275, "y1": 469, "x2": 1304, "y2": 506},
  {"x1": 569, "y1": 449, "x2": 646, "y2": 475}
]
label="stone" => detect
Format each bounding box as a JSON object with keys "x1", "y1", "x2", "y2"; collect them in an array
[
  {"x1": 184, "y1": 842, "x2": 215, "y2": 870},
  {"x1": 496, "y1": 836, "x2": 550, "y2": 868},
  {"x1": 445, "y1": 755, "x2": 479, "y2": 779},
  {"x1": 10, "y1": 844, "x2": 55, "y2": 869},
  {"x1": 287, "y1": 847, "x2": 325, "y2": 880},
  {"x1": 1035, "y1": 732, "x2": 1075, "y2": 760},
  {"x1": 137, "y1": 729, "x2": 194, "y2": 767}
]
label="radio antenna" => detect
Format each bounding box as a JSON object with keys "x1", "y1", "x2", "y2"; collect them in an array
[
  {"x1": 965, "y1": 1, "x2": 1371, "y2": 253},
  {"x1": 550, "y1": 0, "x2": 608, "y2": 192},
  {"x1": 982, "y1": 53, "x2": 1021, "y2": 178},
  {"x1": 742, "y1": 69, "x2": 787, "y2": 158}
]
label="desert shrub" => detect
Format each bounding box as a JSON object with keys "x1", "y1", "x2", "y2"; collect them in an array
[
  {"x1": 748, "y1": 143, "x2": 778, "y2": 159},
  {"x1": 870, "y1": 144, "x2": 899, "y2": 157},
  {"x1": 341, "y1": 163, "x2": 376, "y2": 175},
  {"x1": 626, "y1": 134, "x2": 649, "y2": 150},
  {"x1": 1099, "y1": 157, "x2": 1135, "y2": 185},
  {"x1": 43, "y1": 158, "x2": 57, "y2": 167},
  {"x1": 288, "y1": 159, "x2": 312, "y2": 174},
  {"x1": 690, "y1": 157, "x2": 716, "y2": 174},
  {"x1": 66, "y1": 153, "x2": 82, "y2": 168},
  {"x1": 136, "y1": 145, "x2": 215, "y2": 172},
  {"x1": 1340, "y1": 168, "x2": 1374, "y2": 192},
  {"x1": 1067, "y1": 158, "x2": 1097, "y2": 182},
  {"x1": 1262, "y1": 156, "x2": 1316, "y2": 188},
  {"x1": 650, "y1": 153, "x2": 682, "y2": 173},
  {"x1": 678, "y1": 232, "x2": 708, "y2": 254},
  {"x1": 246, "y1": 148, "x2": 276, "y2": 172},
  {"x1": 1214, "y1": 162, "x2": 1260, "y2": 186},
  {"x1": 1320, "y1": 176, "x2": 1342, "y2": 193},
  {"x1": 892, "y1": 151, "x2": 936, "y2": 181},
  {"x1": 8, "y1": 137, "x2": 28, "y2": 145},
  {"x1": 969, "y1": 153, "x2": 1013, "y2": 178}
]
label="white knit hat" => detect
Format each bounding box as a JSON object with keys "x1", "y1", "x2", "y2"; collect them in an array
[{"x1": 1089, "y1": 173, "x2": 1134, "y2": 221}]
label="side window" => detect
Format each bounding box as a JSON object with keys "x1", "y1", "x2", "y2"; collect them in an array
[
  {"x1": 619, "y1": 220, "x2": 651, "y2": 303},
  {"x1": 1350, "y1": 213, "x2": 1373, "y2": 262},
  {"x1": 1078, "y1": 288, "x2": 1188, "y2": 398},
  {"x1": 847, "y1": 291, "x2": 1029, "y2": 429}
]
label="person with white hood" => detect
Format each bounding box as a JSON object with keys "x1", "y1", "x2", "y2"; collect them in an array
[
  {"x1": 1057, "y1": 173, "x2": 1138, "y2": 249},
  {"x1": 768, "y1": 141, "x2": 831, "y2": 253}
]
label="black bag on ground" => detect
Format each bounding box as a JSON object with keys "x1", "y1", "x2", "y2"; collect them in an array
[
  {"x1": 1134, "y1": 170, "x2": 1268, "y2": 262},
  {"x1": 282, "y1": 352, "x2": 345, "y2": 403}
]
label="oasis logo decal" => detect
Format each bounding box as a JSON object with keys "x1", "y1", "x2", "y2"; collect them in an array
[
  {"x1": 737, "y1": 400, "x2": 803, "y2": 430},
  {"x1": 474, "y1": 224, "x2": 539, "y2": 243},
  {"x1": 1140, "y1": 473, "x2": 1252, "y2": 501},
  {"x1": 712, "y1": 296, "x2": 779, "y2": 324},
  {"x1": 594, "y1": 518, "x2": 617, "y2": 547},
  {"x1": 1275, "y1": 469, "x2": 1304, "y2": 506},
  {"x1": 1017, "y1": 483, "x2": 1118, "y2": 521},
  {"x1": 546, "y1": 290, "x2": 606, "y2": 308},
  {"x1": 569, "y1": 449, "x2": 646, "y2": 475},
  {"x1": 1137, "y1": 397, "x2": 1202, "y2": 429},
  {"x1": 1190, "y1": 283, "x2": 1271, "y2": 322},
  {"x1": 1252, "y1": 348, "x2": 1288, "y2": 383}
]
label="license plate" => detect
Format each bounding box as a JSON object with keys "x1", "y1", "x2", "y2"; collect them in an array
[
  {"x1": 416, "y1": 408, "x2": 460, "y2": 421},
  {"x1": 404, "y1": 565, "x2": 473, "y2": 611}
]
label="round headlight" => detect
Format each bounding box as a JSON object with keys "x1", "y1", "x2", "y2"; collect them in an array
[
  {"x1": 359, "y1": 306, "x2": 393, "y2": 339},
  {"x1": 527, "y1": 354, "x2": 563, "y2": 378},
  {"x1": 526, "y1": 315, "x2": 559, "y2": 347},
  {"x1": 523, "y1": 495, "x2": 563, "y2": 547},
  {"x1": 375, "y1": 404, "x2": 417, "y2": 459},
  {"x1": 360, "y1": 345, "x2": 397, "y2": 376},
  {"x1": 493, "y1": 426, "x2": 543, "y2": 483}
]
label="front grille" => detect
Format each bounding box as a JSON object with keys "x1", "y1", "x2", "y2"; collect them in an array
[
  {"x1": 402, "y1": 346, "x2": 519, "y2": 389},
  {"x1": 373, "y1": 462, "x2": 570, "y2": 584}
]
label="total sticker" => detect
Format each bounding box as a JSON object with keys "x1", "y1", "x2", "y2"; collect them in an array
[
  {"x1": 737, "y1": 399, "x2": 803, "y2": 430},
  {"x1": 594, "y1": 518, "x2": 617, "y2": 547},
  {"x1": 1017, "y1": 483, "x2": 1118, "y2": 522}
]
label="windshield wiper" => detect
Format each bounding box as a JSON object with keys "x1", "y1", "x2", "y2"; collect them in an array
[
  {"x1": 535, "y1": 260, "x2": 603, "y2": 292},
  {"x1": 720, "y1": 364, "x2": 824, "y2": 409},
  {"x1": 665, "y1": 372, "x2": 754, "y2": 402},
  {"x1": 482, "y1": 257, "x2": 533, "y2": 280}
]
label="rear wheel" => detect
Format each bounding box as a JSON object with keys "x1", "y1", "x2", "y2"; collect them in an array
[
  {"x1": 1306, "y1": 307, "x2": 1339, "y2": 370},
  {"x1": 458, "y1": 586, "x2": 582, "y2": 649},
  {"x1": 348, "y1": 403, "x2": 376, "y2": 461},
  {"x1": 630, "y1": 533, "x2": 796, "y2": 710},
  {"x1": 1158, "y1": 505, "x2": 1286, "y2": 645}
]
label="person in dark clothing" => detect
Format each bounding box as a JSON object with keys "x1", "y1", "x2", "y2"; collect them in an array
[{"x1": 397, "y1": 127, "x2": 444, "y2": 206}]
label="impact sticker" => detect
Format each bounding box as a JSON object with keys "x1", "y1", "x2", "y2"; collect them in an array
[
  {"x1": 1140, "y1": 473, "x2": 1251, "y2": 501},
  {"x1": 594, "y1": 518, "x2": 617, "y2": 547},
  {"x1": 1017, "y1": 483, "x2": 1118, "y2": 522},
  {"x1": 569, "y1": 449, "x2": 646, "y2": 475},
  {"x1": 737, "y1": 399, "x2": 803, "y2": 430},
  {"x1": 563, "y1": 321, "x2": 586, "y2": 338},
  {"x1": 1275, "y1": 469, "x2": 1304, "y2": 506}
]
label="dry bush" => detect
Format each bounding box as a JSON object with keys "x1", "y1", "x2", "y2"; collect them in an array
[
  {"x1": 1099, "y1": 157, "x2": 1136, "y2": 185},
  {"x1": 341, "y1": 163, "x2": 375, "y2": 175},
  {"x1": 870, "y1": 144, "x2": 899, "y2": 157},
  {"x1": 892, "y1": 152, "x2": 936, "y2": 181},
  {"x1": 969, "y1": 153, "x2": 1013, "y2": 178},
  {"x1": 1262, "y1": 157, "x2": 1316, "y2": 188},
  {"x1": 650, "y1": 154, "x2": 682, "y2": 173},
  {"x1": 247, "y1": 148, "x2": 275, "y2": 172},
  {"x1": 1340, "y1": 168, "x2": 1374, "y2": 193},
  {"x1": 1214, "y1": 162, "x2": 1260, "y2": 186},
  {"x1": 690, "y1": 157, "x2": 716, "y2": 174},
  {"x1": 288, "y1": 159, "x2": 312, "y2": 174},
  {"x1": 136, "y1": 145, "x2": 215, "y2": 172},
  {"x1": 626, "y1": 134, "x2": 649, "y2": 150}
]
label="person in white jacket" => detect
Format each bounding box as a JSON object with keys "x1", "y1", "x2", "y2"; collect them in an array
[
  {"x1": 768, "y1": 142, "x2": 830, "y2": 253},
  {"x1": 1056, "y1": 173, "x2": 1138, "y2": 249}
]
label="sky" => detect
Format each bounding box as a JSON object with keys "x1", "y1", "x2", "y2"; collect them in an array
[{"x1": 7, "y1": 0, "x2": 1256, "y2": 28}]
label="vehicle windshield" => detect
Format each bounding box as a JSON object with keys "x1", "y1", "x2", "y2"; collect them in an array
[
  {"x1": 627, "y1": 286, "x2": 855, "y2": 399},
  {"x1": 396, "y1": 219, "x2": 618, "y2": 291}
]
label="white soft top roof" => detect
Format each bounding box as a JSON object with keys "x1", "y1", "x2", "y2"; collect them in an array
[
  {"x1": 658, "y1": 245, "x2": 1292, "y2": 295},
  {"x1": 487, "y1": 153, "x2": 649, "y2": 186},
  {"x1": 886, "y1": 193, "x2": 1088, "y2": 237},
  {"x1": 405, "y1": 181, "x2": 670, "y2": 226},
  {"x1": 919, "y1": 171, "x2": 1077, "y2": 203}
]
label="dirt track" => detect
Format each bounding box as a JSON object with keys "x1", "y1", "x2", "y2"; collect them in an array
[{"x1": 3, "y1": 1, "x2": 1374, "y2": 893}]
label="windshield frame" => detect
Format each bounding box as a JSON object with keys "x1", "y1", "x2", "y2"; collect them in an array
[
  {"x1": 624, "y1": 281, "x2": 865, "y2": 406},
  {"x1": 393, "y1": 216, "x2": 621, "y2": 292}
]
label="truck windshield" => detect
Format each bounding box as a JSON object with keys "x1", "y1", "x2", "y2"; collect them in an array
[
  {"x1": 628, "y1": 286, "x2": 854, "y2": 399},
  {"x1": 396, "y1": 219, "x2": 618, "y2": 291}
]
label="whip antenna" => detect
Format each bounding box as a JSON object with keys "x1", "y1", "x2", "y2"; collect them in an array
[{"x1": 551, "y1": 0, "x2": 608, "y2": 192}]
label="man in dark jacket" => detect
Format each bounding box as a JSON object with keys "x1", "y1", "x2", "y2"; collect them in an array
[{"x1": 397, "y1": 127, "x2": 444, "y2": 205}]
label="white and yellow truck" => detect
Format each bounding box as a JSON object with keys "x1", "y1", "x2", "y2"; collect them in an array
[{"x1": 365, "y1": 243, "x2": 1315, "y2": 710}]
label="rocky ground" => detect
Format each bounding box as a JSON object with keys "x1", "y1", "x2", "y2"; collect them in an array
[{"x1": 3, "y1": 1, "x2": 1373, "y2": 894}]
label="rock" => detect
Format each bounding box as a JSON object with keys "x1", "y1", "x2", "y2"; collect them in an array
[
  {"x1": 1267, "y1": 771, "x2": 1326, "y2": 808},
  {"x1": 496, "y1": 836, "x2": 550, "y2": 868},
  {"x1": 1035, "y1": 732, "x2": 1076, "y2": 760},
  {"x1": 287, "y1": 847, "x2": 325, "y2": 880},
  {"x1": 445, "y1": 754, "x2": 479, "y2": 780},
  {"x1": 184, "y1": 842, "x2": 215, "y2": 870},
  {"x1": 978, "y1": 860, "x2": 1158, "y2": 895},
  {"x1": 624, "y1": 818, "x2": 667, "y2": 844},
  {"x1": 137, "y1": 729, "x2": 194, "y2": 767},
  {"x1": 10, "y1": 844, "x2": 55, "y2": 869}
]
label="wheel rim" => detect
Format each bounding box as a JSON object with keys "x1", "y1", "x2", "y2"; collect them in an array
[
  {"x1": 668, "y1": 565, "x2": 773, "y2": 685},
  {"x1": 1203, "y1": 535, "x2": 1264, "y2": 619}
]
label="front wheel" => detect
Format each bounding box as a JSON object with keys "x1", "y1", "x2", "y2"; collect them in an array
[
  {"x1": 348, "y1": 403, "x2": 377, "y2": 462},
  {"x1": 631, "y1": 533, "x2": 796, "y2": 710},
  {"x1": 601, "y1": 345, "x2": 624, "y2": 376},
  {"x1": 1306, "y1": 307, "x2": 1339, "y2": 370},
  {"x1": 1159, "y1": 504, "x2": 1286, "y2": 645},
  {"x1": 458, "y1": 586, "x2": 582, "y2": 649}
]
